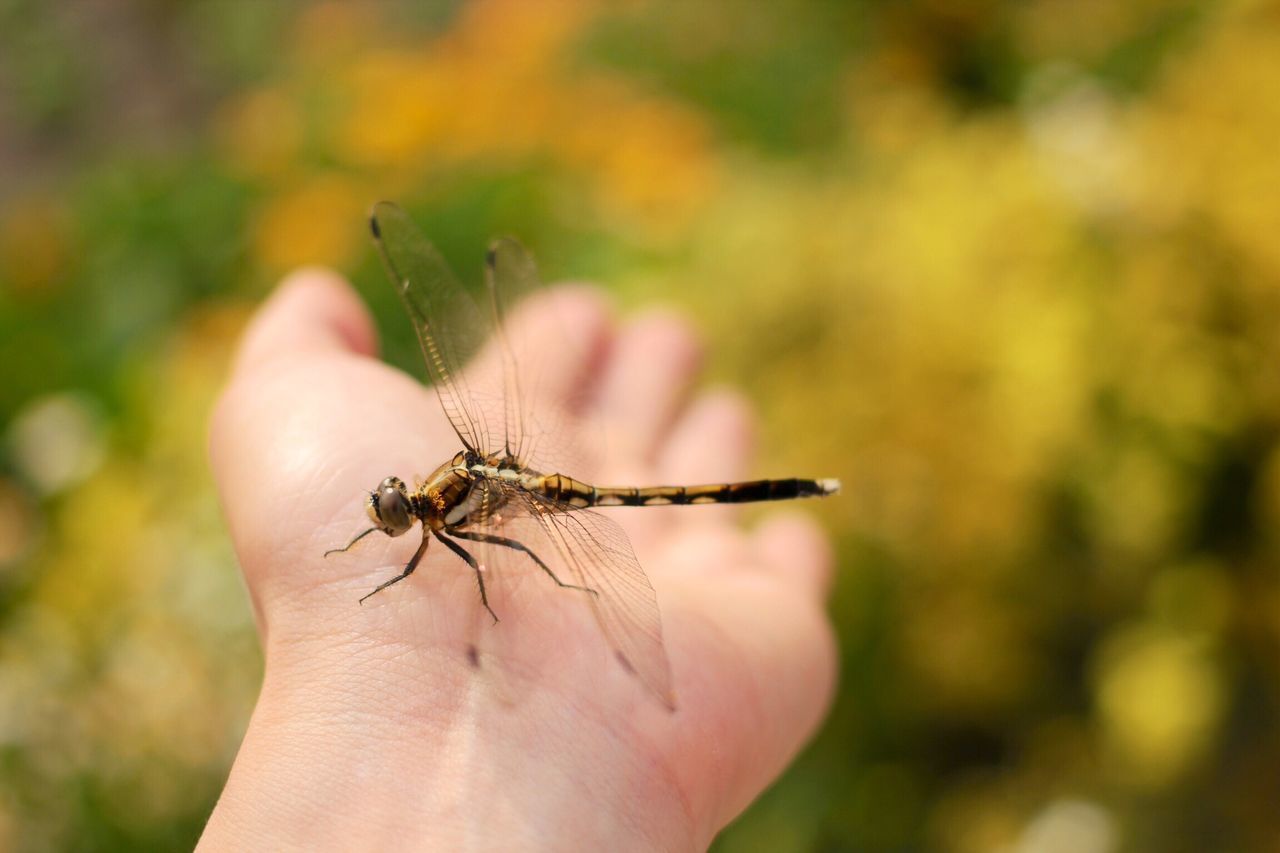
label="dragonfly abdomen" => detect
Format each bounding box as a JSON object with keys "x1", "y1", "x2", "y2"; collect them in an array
[{"x1": 530, "y1": 474, "x2": 840, "y2": 508}]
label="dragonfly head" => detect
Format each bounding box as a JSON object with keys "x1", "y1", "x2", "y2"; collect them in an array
[{"x1": 367, "y1": 476, "x2": 414, "y2": 537}]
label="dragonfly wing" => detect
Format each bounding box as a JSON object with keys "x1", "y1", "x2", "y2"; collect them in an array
[
  {"x1": 465, "y1": 483, "x2": 674, "y2": 708},
  {"x1": 370, "y1": 201, "x2": 501, "y2": 455},
  {"x1": 482, "y1": 236, "x2": 605, "y2": 478},
  {"x1": 483, "y1": 237, "x2": 535, "y2": 462}
]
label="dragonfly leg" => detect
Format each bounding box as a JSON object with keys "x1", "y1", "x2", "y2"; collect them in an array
[
  {"x1": 325, "y1": 526, "x2": 379, "y2": 558},
  {"x1": 435, "y1": 531, "x2": 499, "y2": 624},
  {"x1": 359, "y1": 532, "x2": 430, "y2": 604},
  {"x1": 448, "y1": 529, "x2": 599, "y2": 597}
]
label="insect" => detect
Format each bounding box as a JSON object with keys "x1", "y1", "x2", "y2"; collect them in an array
[{"x1": 327, "y1": 202, "x2": 839, "y2": 708}]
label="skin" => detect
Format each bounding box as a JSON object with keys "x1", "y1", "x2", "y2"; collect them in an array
[{"x1": 202, "y1": 268, "x2": 837, "y2": 851}]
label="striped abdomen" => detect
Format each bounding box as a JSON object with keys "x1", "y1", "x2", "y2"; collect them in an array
[{"x1": 531, "y1": 473, "x2": 841, "y2": 508}]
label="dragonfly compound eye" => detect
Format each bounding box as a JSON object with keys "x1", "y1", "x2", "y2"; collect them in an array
[{"x1": 369, "y1": 477, "x2": 413, "y2": 536}]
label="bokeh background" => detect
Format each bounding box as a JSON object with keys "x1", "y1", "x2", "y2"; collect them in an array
[{"x1": 2, "y1": 0, "x2": 1279, "y2": 849}]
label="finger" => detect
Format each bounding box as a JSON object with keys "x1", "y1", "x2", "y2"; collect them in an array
[
  {"x1": 216, "y1": 268, "x2": 383, "y2": 496},
  {"x1": 233, "y1": 267, "x2": 377, "y2": 379},
  {"x1": 211, "y1": 269, "x2": 426, "y2": 613},
  {"x1": 652, "y1": 388, "x2": 756, "y2": 525},
  {"x1": 519, "y1": 285, "x2": 614, "y2": 410},
  {"x1": 596, "y1": 309, "x2": 703, "y2": 464},
  {"x1": 657, "y1": 387, "x2": 756, "y2": 483},
  {"x1": 660, "y1": 556, "x2": 837, "y2": 838},
  {"x1": 752, "y1": 511, "x2": 836, "y2": 600},
  {"x1": 473, "y1": 284, "x2": 615, "y2": 414}
]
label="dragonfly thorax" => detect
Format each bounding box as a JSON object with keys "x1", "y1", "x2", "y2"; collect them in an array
[{"x1": 365, "y1": 453, "x2": 487, "y2": 537}]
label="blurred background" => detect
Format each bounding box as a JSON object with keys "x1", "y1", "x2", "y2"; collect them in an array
[{"x1": 2, "y1": 0, "x2": 1279, "y2": 849}]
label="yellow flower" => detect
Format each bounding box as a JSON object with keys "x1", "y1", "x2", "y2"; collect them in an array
[
  {"x1": 0, "y1": 196, "x2": 70, "y2": 296},
  {"x1": 1093, "y1": 625, "x2": 1225, "y2": 787},
  {"x1": 290, "y1": 0, "x2": 379, "y2": 69},
  {"x1": 556, "y1": 82, "x2": 719, "y2": 234},
  {"x1": 332, "y1": 51, "x2": 450, "y2": 169},
  {"x1": 1136, "y1": 8, "x2": 1280, "y2": 281},
  {"x1": 253, "y1": 176, "x2": 366, "y2": 272},
  {"x1": 216, "y1": 87, "x2": 304, "y2": 180}
]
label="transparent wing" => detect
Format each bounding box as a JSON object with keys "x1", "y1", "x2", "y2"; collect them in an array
[
  {"x1": 482, "y1": 236, "x2": 604, "y2": 478},
  {"x1": 366, "y1": 207, "x2": 661, "y2": 701},
  {"x1": 483, "y1": 237, "x2": 534, "y2": 462},
  {"x1": 370, "y1": 201, "x2": 502, "y2": 455},
  {"x1": 371, "y1": 206, "x2": 594, "y2": 474},
  {"x1": 464, "y1": 479, "x2": 674, "y2": 708}
]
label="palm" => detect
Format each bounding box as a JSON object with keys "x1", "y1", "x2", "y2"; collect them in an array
[{"x1": 209, "y1": 270, "x2": 835, "y2": 848}]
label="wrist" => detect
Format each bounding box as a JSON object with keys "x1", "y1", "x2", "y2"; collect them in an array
[{"x1": 199, "y1": 638, "x2": 699, "y2": 851}]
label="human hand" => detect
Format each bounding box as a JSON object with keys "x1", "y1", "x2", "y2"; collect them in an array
[{"x1": 202, "y1": 268, "x2": 836, "y2": 851}]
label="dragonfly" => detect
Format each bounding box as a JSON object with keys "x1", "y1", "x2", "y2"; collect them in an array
[{"x1": 327, "y1": 201, "x2": 839, "y2": 709}]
